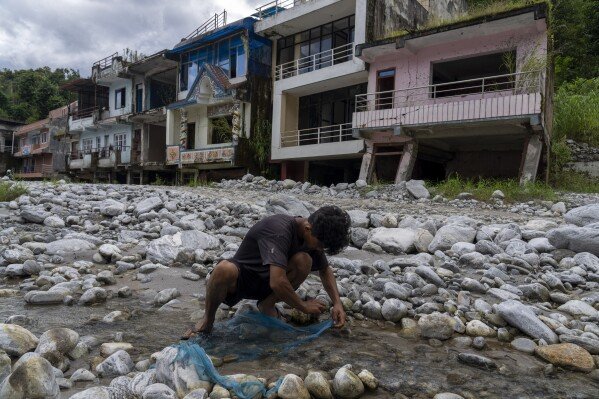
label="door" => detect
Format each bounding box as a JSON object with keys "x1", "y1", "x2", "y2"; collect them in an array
[
  {"x1": 136, "y1": 84, "x2": 143, "y2": 113},
  {"x1": 132, "y1": 129, "x2": 141, "y2": 163},
  {"x1": 186, "y1": 123, "x2": 195, "y2": 149},
  {"x1": 376, "y1": 69, "x2": 396, "y2": 110}
]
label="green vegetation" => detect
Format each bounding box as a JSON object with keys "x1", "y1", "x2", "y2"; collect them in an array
[
  {"x1": 0, "y1": 182, "x2": 27, "y2": 202},
  {"x1": 247, "y1": 117, "x2": 272, "y2": 177},
  {"x1": 0, "y1": 67, "x2": 79, "y2": 122},
  {"x1": 430, "y1": 176, "x2": 558, "y2": 202},
  {"x1": 553, "y1": 77, "x2": 599, "y2": 146},
  {"x1": 551, "y1": 170, "x2": 599, "y2": 193},
  {"x1": 151, "y1": 176, "x2": 166, "y2": 186}
]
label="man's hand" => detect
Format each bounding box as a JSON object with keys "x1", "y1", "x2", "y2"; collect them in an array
[
  {"x1": 301, "y1": 298, "x2": 326, "y2": 314},
  {"x1": 331, "y1": 302, "x2": 346, "y2": 328}
]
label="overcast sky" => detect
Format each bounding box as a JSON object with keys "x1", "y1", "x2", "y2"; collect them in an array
[{"x1": 0, "y1": 0, "x2": 261, "y2": 76}]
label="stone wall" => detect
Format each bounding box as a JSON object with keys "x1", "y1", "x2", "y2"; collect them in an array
[
  {"x1": 366, "y1": 0, "x2": 467, "y2": 42},
  {"x1": 566, "y1": 139, "x2": 599, "y2": 178}
]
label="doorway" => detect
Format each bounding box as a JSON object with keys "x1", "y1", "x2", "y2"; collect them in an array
[
  {"x1": 136, "y1": 84, "x2": 144, "y2": 113},
  {"x1": 376, "y1": 69, "x2": 395, "y2": 109}
]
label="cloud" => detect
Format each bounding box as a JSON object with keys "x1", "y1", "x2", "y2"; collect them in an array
[{"x1": 0, "y1": 0, "x2": 260, "y2": 75}]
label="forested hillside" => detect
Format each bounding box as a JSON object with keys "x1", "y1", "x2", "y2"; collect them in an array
[{"x1": 0, "y1": 68, "x2": 79, "y2": 123}]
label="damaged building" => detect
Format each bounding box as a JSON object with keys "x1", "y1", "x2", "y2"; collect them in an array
[
  {"x1": 12, "y1": 105, "x2": 70, "y2": 179},
  {"x1": 353, "y1": 1, "x2": 551, "y2": 184},
  {"x1": 164, "y1": 12, "x2": 272, "y2": 183},
  {"x1": 64, "y1": 51, "x2": 177, "y2": 183}
]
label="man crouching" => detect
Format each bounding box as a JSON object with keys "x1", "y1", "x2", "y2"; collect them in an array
[{"x1": 182, "y1": 205, "x2": 350, "y2": 338}]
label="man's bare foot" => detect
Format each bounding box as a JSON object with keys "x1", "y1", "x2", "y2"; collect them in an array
[
  {"x1": 181, "y1": 319, "x2": 212, "y2": 340},
  {"x1": 257, "y1": 300, "x2": 278, "y2": 318}
]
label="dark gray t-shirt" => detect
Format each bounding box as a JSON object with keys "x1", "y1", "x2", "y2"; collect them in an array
[{"x1": 231, "y1": 214, "x2": 328, "y2": 277}]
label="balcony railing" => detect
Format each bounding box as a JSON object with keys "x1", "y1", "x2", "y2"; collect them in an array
[
  {"x1": 93, "y1": 52, "x2": 118, "y2": 70},
  {"x1": 280, "y1": 122, "x2": 354, "y2": 147},
  {"x1": 71, "y1": 106, "x2": 98, "y2": 121},
  {"x1": 184, "y1": 10, "x2": 227, "y2": 40},
  {"x1": 275, "y1": 42, "x2": 353, "y2": 80},
  {"x1": 15, "y1": 164, "x2": 53, "y2": 176},
  {"x1": 353, "y1": 70, "x2": 544, "y2": 129},
  {"x1": 256, "y1": 0, "x2": 312, "y2": 19}
]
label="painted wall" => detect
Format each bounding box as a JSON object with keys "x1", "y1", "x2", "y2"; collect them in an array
[
  {"x1": 78, "y1": 124, "x2": 133, "y2": 164},
  {"x1": 366, "y1": 25, "x2": 547, "y2": 93}
]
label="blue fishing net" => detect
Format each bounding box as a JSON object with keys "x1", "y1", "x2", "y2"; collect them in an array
[{"x1": 173, "y1": 311, "x2": 333, "y2": 399}]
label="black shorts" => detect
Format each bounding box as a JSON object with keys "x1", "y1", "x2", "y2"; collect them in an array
[{"x1": 223, "y1": 260, "x2": 273, "y2": 307}]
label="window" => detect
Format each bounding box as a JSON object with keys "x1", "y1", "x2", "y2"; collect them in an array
[
  {"x1": 179, "y1": 36, "x2": 246, "y2": 91},
  {"x1": 115, "y1": 88, "x2": 126, "y2": 109},
  {"x1": 277, "y1": 15, "x2": 355, "y2": 71},
  {"x1": 114, "y1": 133, "x2": 126, "y2": 150},
  {"x1": 209, "y1": 116, "x2": 233, "y2": 144},
  {"x1": 82, "y1": 139, "x2": 93, "y2": 153},
  {"x1": 136, "y1": 84, "x2": 143, "y2": 113},
  {"x1": 41, "y1": 132, "x2": 48, "y2": 143},
  {"x1": 431, "y1": 51, "x2": 516, "y2": 98},
  {"x1": 95, "y1": 136, "x2": 101, "y2": 152},
  {"x1": 376, "y1": 69, "x2": 395, "y2": 110},
  {"x1": 31, "y1": 135, "x2": 40, "y2": 145}
]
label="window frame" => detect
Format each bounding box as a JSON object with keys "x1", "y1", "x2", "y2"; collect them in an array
[
  {"x1": 114, "y1": 87, "x2": 126, "y2": 110},
  {"x1": 114, "y1": 133, "x2": 126, "y2": 150}
]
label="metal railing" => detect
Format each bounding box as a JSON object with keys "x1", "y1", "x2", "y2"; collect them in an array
[
  {"x1": 70, "y1": 146, "x2": 131, "y2": 160},
  {"x1": 71, "y1": 106, "x2": 98, "y2": 121},
  {"x1": 355, "y1": 70, "x2": 543, "y2": 112},
  {"x1": 184, "y1": 10, "x2": 227, "y2": 40},
  {"x1": 280, "y1": 122, "x2": 354, "y2": 147},
  {"x1": 256, "y1": 0, "x2": 312, "y2": 19},
  {"x1": 93, "y1": 52, "x2": 118, "y2": 70},
  {"x1": 275, "y1": 42, "x2": 353, "y2": 80},
  {"x1": 15, "y1": 164, "x2": 53, "y2": 175}
]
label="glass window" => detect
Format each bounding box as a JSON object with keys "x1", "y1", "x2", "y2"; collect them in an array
[
  {"x1": 180, "y1": 63, "x2": 189, "y2": 91},
  {"x1": 230, "y1": 48, "x2": 237, "y2": 78},
  {"x1": 115, "y1": 88, "x2": 126, "y2": 109},
  {"x1": 218, "y1": 40, "x2": 230, "y2": 72},
  {"x1": 114, "y1": 133, "x2": 126, "y2": 150},
  {"x1": 236, "y1": 46, "x2": 246, "y2": 77},
  {"x1": 188, "y1": 60, "x2": 198, "y2": 88}
]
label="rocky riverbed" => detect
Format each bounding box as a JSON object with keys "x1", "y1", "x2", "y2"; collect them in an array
[{"x1": 0, "y1": 177, "x2": 598, "y2": 399}]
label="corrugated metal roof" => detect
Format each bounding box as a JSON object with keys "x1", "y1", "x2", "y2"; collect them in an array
[{"x1": 15, "y1": 118, "x2": 49, "y2": 135}]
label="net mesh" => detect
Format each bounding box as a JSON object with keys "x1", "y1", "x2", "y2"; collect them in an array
[{"x1": 173, "y1": 311, "x2": 333, "y2": 399}]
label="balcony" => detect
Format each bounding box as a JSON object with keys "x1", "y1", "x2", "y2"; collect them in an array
[
  {"x1": 276, "y1": 43, "x2": 353, "y2": 81},
  {"x1": 255, "y1": 0, "x2": 312, "y2": 19},
  {"x1": 13, "y1": 143, "x2": 50, "y2": 157},
  {"x1": 165, "y1": 144, "x2": 235, "y2": 166},
  {"x1": 69, "y1": 146, "x2": 131, "y2": 169},
  {"x1": 69, "y1": 107, "x2": 98, "y2": 131},
  {"x1": 280, "y1": 122, "x2": 354, "y2": 147},
  {"x1": 14, "y1": 164, "x2": 53, "y2": 179},
  {"x1": 353, "y1": 71, "x2": 544, "y2": 133}
]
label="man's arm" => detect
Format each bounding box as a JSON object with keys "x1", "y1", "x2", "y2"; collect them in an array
[
  {"x1": 319, "y1": 265, "x2": 346, "y2": 328},
  {"x1": 269, "y1": 266, "x2": 325, "y2": 314}
]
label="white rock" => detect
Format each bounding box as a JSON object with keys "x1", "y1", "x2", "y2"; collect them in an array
[
  {"x1": 95, "y1": 350, "x2": 133, "y2": 377},
  {"x1": 332, "y1": 366, "x2": 364, "y2": 399},
  {"x1": 0, "y1": 323, "x2": 39, "y2": 357},
  {"x1": 278, "y1": 373, "x2": 310, "y2": 399},
  {"x1": 367, "y1": 228, "x2": 416, "y2": 254}
]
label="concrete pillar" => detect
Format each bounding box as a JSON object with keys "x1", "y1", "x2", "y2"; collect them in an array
[
  {"x1": 395, "y1": 140, "x2": 418, "y2": 183},
  {"x1": 281, "y1": 162, "x2": 288, "y2": 180},
  {"x1": 126, "y1": 170, "x2": 131, "y2": 185},
  {"x1": 520, "y1": 134, "x2": 543, "y2": 184},
  {"x1": 358, "y1": 141, "x2": 374, "y2": 182}
]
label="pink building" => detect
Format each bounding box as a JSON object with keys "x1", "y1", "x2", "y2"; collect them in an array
[{"x1": 352, "y1": 2, "x2": 551, "y2": 183}]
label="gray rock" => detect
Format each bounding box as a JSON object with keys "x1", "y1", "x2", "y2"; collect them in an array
[
  {"x1": 136, "y1": 196, "x2": 163, "y2": 215},
  {"x1": 143, "y1": 383, "x2": 176, "y2": 399},
  {"x1": 24, "y1": 290, "x2": 67, "y2": 305},
  {"x1": 381, "y1": 298, "x2": 408, "y2": 322},
  {"x1": 428, "y1": 224, "x2": 476, "y2": 252},
  {"x1": 332, "y1": 366, "x2": 364, "y2": 399},
  {"x1": 559, "y1": 335, "x2": 599, "y2": 354},
  {"x1": 565, "y1": 204, "x2": 599, "y2": 226},
  {"x1": 415, "y1": 265, "x2": 445, "y2": 287},
  {"x1": 495, "y1": 300, "x2": 558, "y2": 344},
  {"x1": 35, "y1": 328, "x2": 79, "y2": 365},
  {"x1": 70, "y1": 368, "x2": 96, "y2": 382},
  {"x1": 45, "y1": 239, "x2": 96, "y2": 256},
  {"x1": 0, "y1": 354, "x2": 59, "y2": 399},
  {"x1": 79, "y1": 287, "x2": 108, "y2": 305},
  {"x1": 96, "y1": 349, "x2": 134, "y2": 377},
  {"x1": 406, "y1": 180, "x2": 430, "y2": 199},
  {"x1": 0, "y1": 351, "x2": 10, "y2": 383},
  {"x1": 266, "y1": 195, "x2": 310, "y2": 218},
  {"x1": 304, "y1": 371, "x2": 332, "y2": 399},
  {"x1": 69, "y1": 387, "x2": 114, "y2": 399},
  {"x1": 383, "y1": 282, "x2": 410, "y2": 300},
  {"x1": 457, "y1": 353, "x2": 497, "y2": 369},
  {"x1": 511, "y1": 337, "x2": 537, "y2": 353},
  {"x1": 278, "y1": 373, "x2": 310, "y2": 399},
  {"x1": 347, "y1": 210, "x2": 369, "y2": 228},
  {"x1": 0, "y1": 323, "x2": 38, "y2": 357},
  {"x1": 43, "y1": 216, "x2": 65, "y2": 228},
  {"x1": 20, "y1": 207, "x2": 52, "y2": 223},
  {"x1": 154, "y1": 288, "x2": 181, "y2": 306},
  {"x1": 350, "y1": 228, "x2": 369, "y2": 248},
  {"x1": 558, "y1": 300, "x2": 598, "y2": 318},
  {"x1": 418, "y1": 312, "x2": 455, "y2": 340},
  {"x1": 367, "y1": 228, "x2": 416, "y2": 254},
  {"x1": 547, "y1": 227, "x2": 599, "y2": 256},
  {"x1": 361, "y1": 301, "x2": 382, "y2": 320},
  {"x1": 146, "y1": 230, "x2": 219, "y2": 264}
]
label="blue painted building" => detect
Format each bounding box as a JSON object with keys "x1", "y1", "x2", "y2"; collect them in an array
[{"x1": 164, "y1": 14, "x2": 272, "y2": 182}]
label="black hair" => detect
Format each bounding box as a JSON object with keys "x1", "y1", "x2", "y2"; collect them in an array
[{"x1": 308, "y1": 205, "x2": 351, "y2": 255}]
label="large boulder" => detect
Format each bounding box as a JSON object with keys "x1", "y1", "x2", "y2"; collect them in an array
[
  {"x1": 367, "y1": 228, "x2": 416, "y2": 254},
  {"x1": 0, "y1": 324, "x2": 38, "y2": 357},
  {"x1": 146, "y1": 230, "x2": 220, "y2": 264},
  {"x1": 45, "y1": 239, "x2": 96, "y2": 256},
  {"x1": 495, "y1": 300, "x2": 558, "y2": 344},
  {"x1": 20, "y1": 207, "x2": 52, "y2": 224},
  {"x1": 564, "y1": 204, "x2": 599, "y2": 226},
  {"x1": 96, "y1": 350, "x2": 134, "y2": 377},
  {"x1": 135, "y1": 196, "x2": 163, "y2": 216},
  {"x1": 332, "y1": 366, "x2": 364, "y2": 399},
  {"x1": 418, "y1": 312, "x2": 455, "y2": 340},
  {"x1": 428, "y1": 224, "x2": 477, "y2": 253},
  {"x1": 278, "y1": 374, "x2": 310, "y2": 399},
  {"x1": 535, "y1": 343, "x2": 595, "y2": 372},
  {"x1": 304, "y1": 371, "x2": 333, "y2": 399},
  {"x1": 101, "y1": 199, "x2": 126, "y2": 217},
  {"x1": 0, "y1": 354, "x2": 59, "y2": 399},
  {"x1": 266, "y1": 195, "x2": 311, "y2": 218},
  {"x1": 35, "y1": 328, "x2": 79, "y2": 365},
  {"x1": 547, "y1": 226, "x2": 599, "y2": 256},
  {"x1": 69, "y1": 387, "x2": 114, "y2": 399},
  {"x1": 406, "y1": 180, "x2": 430, "y2": 199},
  {"x1": 558, "y1": 300, "x2": 599, "y2": 318}
]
